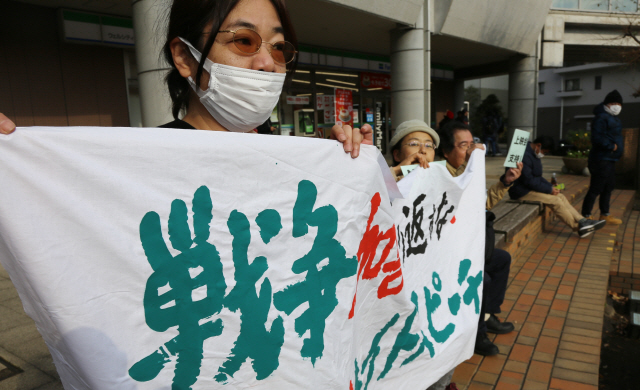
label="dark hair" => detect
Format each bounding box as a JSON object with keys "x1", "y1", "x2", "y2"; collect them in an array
[
  {"x1": 438, "y1": 121, "x2": 471, "y2": 158},
  {"x1": 163, "y1": 0, "x2": 298, "y2": 119},
  {"x1": 533, "y1": 136, "x2": 555, "y2": 152}
]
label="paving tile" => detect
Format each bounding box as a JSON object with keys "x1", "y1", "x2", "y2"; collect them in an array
[
  {"x1": 467, "y1": 382, "x2": 494, "y2": 390},
  {"x1": 508, "y1": 344, "x2": 533, "y2": 363},
  {"x1": 551, "y1": 367, "x2": 599, "y2": 386},
  {"x1": 473, "y1": 370, "x2": 499, "y2": 385},
  {"x1": 497, "y1": 370, "x2": 524, "y2": 387},
  {"x1": 451, "y1": 362, "x2": 477, "y2": 387},
  {"x1": 543, "y1": 316, "x2": 564, "y2": 331},
  {"x1": 531, "y1": 351, "x2": 555, "y2": 363},
  {"x1": 554, "y1": 358, "x2": 599, "y2": 374},
  {"x1": 560, "y1": 333, "x2": 600, "y2": 347},
  {"x1": 478, "y1": 353, "x2": 506, "y2": 375},
  {"x1": 503, "y1": 359, "x2": 528, "y2": 374},
  {"x1": 525, "y1": 360, "x2": 552, "y2": 384},
  {"x1": 535, "y1": 335, "x2": 559, "y2": 355},
  {"x1": 523, "y1": 379, "x2": 549, "y2": 390},
  {"x1": 519, "y1": 322, "x2": 542, "y2": 338}
]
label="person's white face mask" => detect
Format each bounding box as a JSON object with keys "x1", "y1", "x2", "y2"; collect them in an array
[
  {"x1": 605, "y1": 104, "x2": 622, "y2": 116},
  {"x1": 534, "y1": 145, "x2": 544, "y2": 159},
  {"x1": 180, "y1": 38, "x2": 286, "y2": 133}
]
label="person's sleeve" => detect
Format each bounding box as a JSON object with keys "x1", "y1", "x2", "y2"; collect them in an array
[
  {"x1": 591, "y1": 115, "x2": 615, "y2": 151},
  {"x1": 486, "y1": 179, "x2": 509, "y2": 210},
  {"x1": 519, "y1": 156, "x2": 553, "y2": 194},
  {"x1": 389, "y1": 166, "x2": 401, "y2": 182}
]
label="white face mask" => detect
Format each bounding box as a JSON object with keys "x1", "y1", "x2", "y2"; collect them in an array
[
  {"x1": 605, "y1": 104, "x2": 622, "y2": 116},
  {"x1": 180, "y1": 38, "x2": 286, "y2": 133},
  {"x1": 536, "y1": 152, "x2": 545, "y2": 159}
]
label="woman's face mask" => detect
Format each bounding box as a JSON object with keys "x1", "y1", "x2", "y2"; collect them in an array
[{"x1": 180, "y1": 38, "x2": 286, "y2": 133}]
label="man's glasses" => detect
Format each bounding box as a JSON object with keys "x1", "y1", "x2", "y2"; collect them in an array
[
  {"x1": 403, "y1": 141, "x2": 435, "y2": 150},
  {"x1": 218, "y1": 29, "x2": 297, "y2": 64},
  {"x1": 456, "y1": 141, "x2": 476, "y2": 150}
]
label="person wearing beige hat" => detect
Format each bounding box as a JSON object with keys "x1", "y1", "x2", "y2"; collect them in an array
[{"x1": 389, "y1": 120, "x2": 440, "y2": 181}]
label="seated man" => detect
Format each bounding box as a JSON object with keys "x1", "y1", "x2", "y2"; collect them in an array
[
  {"x1": 509, "y1": 136, "x2": 605, "y2": 238},
  {"x1": 439, "y1": 121, "x2": 521, "y2": 356}
]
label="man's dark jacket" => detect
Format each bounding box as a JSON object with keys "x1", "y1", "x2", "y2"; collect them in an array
[
  {"x1": 590, "y1": 103, "x2": 623, "y2": 162},
  {"x1": 508, "y1": 143, "x2": 553, "y2": 200}
]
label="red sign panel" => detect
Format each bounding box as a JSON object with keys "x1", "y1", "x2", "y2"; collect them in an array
[
  {"x1": 360, "y1": 72, "x2": 391, "y2": 90},
  {"x1": 334, "y1": 89, "x2": 353, "y2": 127}
]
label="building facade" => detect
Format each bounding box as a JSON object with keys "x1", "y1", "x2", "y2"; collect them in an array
[{"x1": 1, "y1": 0, "x2": 552, "y2": 161}]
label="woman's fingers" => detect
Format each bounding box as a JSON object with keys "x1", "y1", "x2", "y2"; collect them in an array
[
  {"x1": 330, "y1": 123, "x2": 374, "y2": 158},
  {"x1": 0, "y1": 114, "x2": 16, "y2": 134},
  {"x1": 351, "y1": 127, "x2": 363, "y2": 158},
  {"x1": 360, "y1": 124, "x2": 373, "y2": 145}
]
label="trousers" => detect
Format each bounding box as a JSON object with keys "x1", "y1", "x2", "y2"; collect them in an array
[
  {"x1": 519, "y1": 191, "x2": 583, "y2": 230},
  {"x1": 478, "y1": 248, "x2": 511, "y2": 335},
  {"x1": 582, "y1": 159, "x2": 616, "y2": 216}
]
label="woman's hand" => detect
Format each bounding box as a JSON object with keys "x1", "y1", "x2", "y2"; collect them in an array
[
  {"x1": 330, "y1": 123, "x2": 373, "y2": 158},
  {"x1": 0, "y1": 113, "x2": 16, "y2": 134},
  {"x1": 391, "y1": 152, "x2": 431, "y2": 177}
]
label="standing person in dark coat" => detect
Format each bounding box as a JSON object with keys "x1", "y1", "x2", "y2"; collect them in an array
[
  {"x1": 509, "y1": 136, "x2": 606, "y2": 238},
  {"x1": 581, "y1": 90, "x2": 624, "y2": 225}
]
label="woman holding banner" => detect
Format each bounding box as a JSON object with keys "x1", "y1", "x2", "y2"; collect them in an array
[{"x1": 0, "y1": 0, "x2": 370, "y2": 157}]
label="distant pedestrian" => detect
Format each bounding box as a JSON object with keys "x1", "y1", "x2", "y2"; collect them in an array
[
  {"x1": 438, "y1": 110, "x2": 454, "y2": 130},
  {"x1": 581, "y1": 89, "x2": 624, "y2": 224},
  {"x1": 482, "y1": 110, "x2": 503, "y2": 157},
  {"x1": 455, "y1": 108, "x2": 469, "y2": 125}
]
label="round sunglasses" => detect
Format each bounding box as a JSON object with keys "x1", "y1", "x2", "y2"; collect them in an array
[{"x1": 218, "y1": 29, "x2": 297, "y2": 64}]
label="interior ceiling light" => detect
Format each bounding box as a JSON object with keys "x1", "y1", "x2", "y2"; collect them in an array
[
  {"x1": 296, "y1": 70, "x2": 310, "y2": 73},
  {"x1": 316, "y1": 82, "x2": 359, "y2": 92},
  {"x1": 297, "y1": 93, "x2": 312, "y2": 96},
  {"x1": 293, "y1": 79, "x2": 311, "y2": 84},
  {"x1": 316, "y1": 71, "x2": 359, "y2": 78},
  {"x1": 367, "y1": 88, "x2": 383, "y2": 91},
  {"x1": 326, "y1": 79, "x2": 356, "y2": 86}
]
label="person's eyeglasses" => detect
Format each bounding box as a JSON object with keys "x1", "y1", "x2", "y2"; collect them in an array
[
  {"x1": 218, "y1": 29, "x2": 297, "y2": 64},
  {"x1": 456, "y1": 141, "x2": 476, "y2": 150},
  {"x1": 403, "y1": 141, "x2": 435, "y2": 150}
]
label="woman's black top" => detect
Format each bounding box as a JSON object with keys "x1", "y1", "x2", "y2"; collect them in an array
[{"x1": 159, "y1": 119, "x2": 196, "y2": 130}]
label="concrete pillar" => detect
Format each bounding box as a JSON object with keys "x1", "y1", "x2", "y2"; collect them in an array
[
  {"x1": 507, "y1": 36, "x2": 540, "y2": 142},
  {"x1": 390, "y1": 9, "x2": 424, "y2": 129},
  {"x1": 132, "y1": 0, "x2": 174, "y2": 127},
  {"x1": 423, "y1": 0, "x2": 432, "y2": 127}
]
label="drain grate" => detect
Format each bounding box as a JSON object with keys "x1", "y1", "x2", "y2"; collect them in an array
[{"x1": 0, "y1": 357, "x2": 23, "y2": 382}]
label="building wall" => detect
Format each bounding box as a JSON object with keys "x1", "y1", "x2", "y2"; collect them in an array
[
  {"x1": 537, "y1": 65, "x2": 640, "y2": 142},
  {"x1": 0, "y1": 1, "x2": 129, "y2": 128}
]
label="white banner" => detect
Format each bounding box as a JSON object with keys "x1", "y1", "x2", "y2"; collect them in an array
[{"x1": 0, "y1": 128, "x2": 485, "y2": 390}]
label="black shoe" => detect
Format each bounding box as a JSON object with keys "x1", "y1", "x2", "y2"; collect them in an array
[
  {"x1": 486, "y1": 314, "x2": 515, "y2": 334},
  {"x1": 578, "y1": 219, "x2": 606, "y2": 238},
  {"x1": 474, "y1": 332, "x2": 499, "y2": 356}
]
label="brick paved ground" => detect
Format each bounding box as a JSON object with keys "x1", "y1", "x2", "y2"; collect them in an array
[{"x1": 452, "y1": 174, "x2": 636, "y2": 390}]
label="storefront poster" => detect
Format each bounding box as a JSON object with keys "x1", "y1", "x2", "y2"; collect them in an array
[
  {"x1": 0, "y1": 128, "x2": 485, "y2": 389},
  {"x1": 360, "y1": 72, "x2": 391, "y2": 90},
  {"x1": 334, "y1": 89, "x2": 353, "y2": 127},
  {"x1": 286, "y1": 96, "x2": 310, "y2": 105}
]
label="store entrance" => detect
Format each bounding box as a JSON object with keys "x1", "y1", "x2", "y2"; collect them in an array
[{"x1": 360, "y1": 95, "x2": 391, "y2": 160}]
